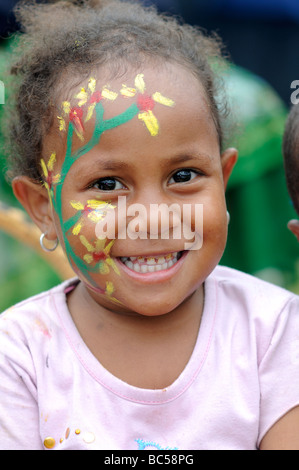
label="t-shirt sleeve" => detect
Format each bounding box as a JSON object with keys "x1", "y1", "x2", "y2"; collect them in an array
[
  {"x1": 0, "y1": 315, "x2": 42, "y2": 450},
  {"x1": 258, "y1": 295, "x2": 299, "y2": 445}
]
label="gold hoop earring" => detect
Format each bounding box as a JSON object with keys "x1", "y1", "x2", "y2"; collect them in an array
[{"x1": 40, "y1": 233, "x2": 59, "y2": 252}]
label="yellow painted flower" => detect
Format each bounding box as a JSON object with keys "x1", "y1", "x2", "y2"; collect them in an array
[
  {"x1": 120, "y1": 74, "x2": 175, "y2": 136},
  {"x1": 57, "y1": 77, "x2": 118, "y2": 138},
  {"x1": 40, "y1": 153, "x2": 61, "y2": 203},
  {"x1": 79, "y1": 234, "x2": 120, "y2": 276},
  {"x1": 105, "y1": 281, "x2": 115, "y2": 296},
  {"x1": 85, "y1": 81, "x2": 118, "y2": 123},
  {"x1": 104, "y1": 281, "x2": 122, "y2": 304},
  {"x1": 70, "y1": 199, "x2": 115, "y2": 236},
  {"x1": 75, "y1": 87, "x2": 89, "y2": 107}
]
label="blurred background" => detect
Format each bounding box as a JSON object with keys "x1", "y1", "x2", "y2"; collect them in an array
[{"x1": 1, "y1": 0, "x2": 299, "y2": 311}]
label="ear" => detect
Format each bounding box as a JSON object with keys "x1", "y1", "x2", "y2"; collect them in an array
[
  {"x1": 288, "y1": 219, "x2": 299, "y2": 242},
  {"x1": 12, "y1": 176, "x2": 57, "y2": 241},
  {"x1": 221, "y1": 147, "x2": 238, "y2": 189}
]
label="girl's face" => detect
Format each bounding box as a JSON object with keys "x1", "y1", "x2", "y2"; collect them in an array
[{"x1": 45, "y1": 63, "x2": 236, "y2": 316}]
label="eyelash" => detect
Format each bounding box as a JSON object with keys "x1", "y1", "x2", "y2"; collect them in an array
[
  {"x1": 89, "y1": 169, "x2": 200, "y2": 191},
  {"x1": 168, "y1": 169, "x2": 200, "y2": 185},
  {"x1": 91, "y1": 178, "x2": 126, "y2": 191}
]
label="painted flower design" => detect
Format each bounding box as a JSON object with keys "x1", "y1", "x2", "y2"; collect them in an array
[
  {"x1": 40, "y1": 153, "x2": 61, "y2": 203},
  {"x1": 57, "y1": 77, "x2": 118, "y2": 140},
  {"x1": 79, "y1": 235, "x2": 120, "y2": 276},
  {"x1": 105, "y1": 281, "x2": 122, "y2": 304},
  {"x1": 105, "y1": 281, "x2": 115, "y2": 297},
  {"x1": 69, "y1": 199, "x2": 116, "y2": 236},
  {"x1": 120, "y1": 73, "x2": 175, "y2": 136},
  {"x1": 84, "y1": 77, "x2": 118, "y2": 122}
]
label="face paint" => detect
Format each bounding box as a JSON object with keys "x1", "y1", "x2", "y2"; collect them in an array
[
  {"x1": 40, "y1": 152, "x2": 61, "y2": 206},
  {"x1": 120, "y1": 74, "x2": 175, "y2": 136},
  {"x1": 67, "y1": 200, "x2": 116, "y2": 236},
  {"x1": 41, "y1": 74, "x2": 175, "y2": 301},
  {"x1": 79, "y1": 235, "x2": 120, "y2": 276}
]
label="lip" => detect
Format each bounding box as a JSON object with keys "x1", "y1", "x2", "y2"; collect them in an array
[
  {"x1": 118, "y1": 250, "x2": 181, "y2": 259},
  {"x1": 115, "y1": 250, "x2": 188, "y2": 284}
]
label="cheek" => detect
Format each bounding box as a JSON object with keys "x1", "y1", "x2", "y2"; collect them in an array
[
  {"x1": 62, "y1": 221, "x2": 122, "y2": 301},
  {"x1": 65, "y1": 218, "x2": 114, "y2": 272},
  {"x1": 53, "y1": 194, "x2": 121, "y2": 295},
  {"x1": 58, "y1": 193, "x2": 116, "y2": 259},
  {"x1": 183, "y1": 189, "x2": 227, "y2": 251},
  {"x1": 204, "y1": 209, "x2": 228, "y2": 256},
  {"x1": 198, "y1": 189, "x2": 228, "y2": 249}
]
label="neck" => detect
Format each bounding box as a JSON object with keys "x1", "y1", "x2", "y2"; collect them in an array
[{"x1": 67, "y1": 281, "x2": 205, "y2": 389}]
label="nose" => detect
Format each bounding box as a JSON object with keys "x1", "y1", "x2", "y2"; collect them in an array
[
  {"x1": 125, "y1": 188, "x2": 183, "y2": 241},
  {"x1": 126, "y1": 202, "x2": 182, "y2": 240}
]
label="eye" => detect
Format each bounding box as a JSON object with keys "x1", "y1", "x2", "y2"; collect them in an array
[
  {"x1": 168, "y1": 169, "x2": 199, "y2": 184},
  {"x1": 91, "y1": 177, "x2": 125, "y2": 191}
]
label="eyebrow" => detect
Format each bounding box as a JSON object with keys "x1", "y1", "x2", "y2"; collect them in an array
[
  {"x1": 162, "y1": 154, "x2": 212, "y2": 166},
  {"x1": 99, "y1": 161, "x2": 131, "y2": 171},
  {"x1": 94, "y1": 153, "x2": 211, "y2": 172}
]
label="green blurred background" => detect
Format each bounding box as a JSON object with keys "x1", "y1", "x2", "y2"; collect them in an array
[
  {"x1": 0, "y1": 37, "x2": 64, "y2": 312},
  {"x1": 1, "y1": 8, "x2": 299, "y2": 311}
]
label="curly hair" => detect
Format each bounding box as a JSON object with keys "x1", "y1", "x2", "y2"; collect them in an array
[
  {"x1": 283, "y1": 104, "x2": 299, "y2": 215},
  {"x1": 3, "y1": 0, "x2": 230, "y2": 181}
]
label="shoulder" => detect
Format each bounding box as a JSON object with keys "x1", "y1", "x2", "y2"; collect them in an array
[
  {"x1": 210, "y1": 265, "x2": 298, "y2": 311},
  {"x1": 208, "y1": 266, "x2": 299, "y2": 448},
  {"x1": 211, "y1": 264, "x2": 291, "y2": 291},
  {"x1": 0, "y1": 278, "x2": 78, "y2": 342},
  {"x1": 208, "y1": 266, "x2": 299, "y2": 355}
]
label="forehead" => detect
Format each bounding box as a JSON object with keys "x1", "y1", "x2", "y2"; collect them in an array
[
  {"x1": 45, "y1": 62, "x2": 219, "y2": 163},
  {"x1": 59, "y1": 61, "x2": 208, "y2": 102}
]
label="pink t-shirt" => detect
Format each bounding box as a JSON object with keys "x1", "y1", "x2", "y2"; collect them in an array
[{"x1": 1, "y1": 265, "x2": 299, "y2": 450}]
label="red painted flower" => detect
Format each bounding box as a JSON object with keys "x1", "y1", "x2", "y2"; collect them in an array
[
  {"x1": 79, "y1": 234, "x2": 120, "y2": 275},
  {"x1": 137, "y1": 94, "x2": 155, "y2": 112},
  {"x1": 57, "y1": 78, "x2": 118, "y2": 137},
  {"x1": 40, "y1": 153, "x2": 61, "y2": 205},
  {"x1": 120, "y1": 73, "x2": 175, "y2": 136},
  {"x1": 90, "y1": 90, "x2": 102, "y2": 104},
  {"x1": 69, "y1": 107, "x2": 84, "y2": 138}
]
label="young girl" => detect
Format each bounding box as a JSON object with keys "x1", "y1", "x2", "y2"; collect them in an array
[{"x1": 1, "y1": 0, "x2": 299, "y2": 451}]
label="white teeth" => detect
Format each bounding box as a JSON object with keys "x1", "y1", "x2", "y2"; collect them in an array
[
  {"x1": 126, "y1": 260, "x2": 134, "y2": 270},
  {"x1": 134, "y1": 263, "x2": 141, "y2": 273},
  {"x1": 120, "y1": 252, "x2": 181, "y2": 273}
]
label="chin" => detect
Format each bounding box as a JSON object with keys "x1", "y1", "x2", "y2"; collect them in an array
[
  {"x1": 132, "y1": 303, "x2": 178, "y2": 317},
  {"x1": 115, "y1": 286, "x2": 197, "y2": 317}
]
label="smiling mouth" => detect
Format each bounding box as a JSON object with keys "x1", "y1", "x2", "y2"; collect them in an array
[{"x1": 119, "y1": 251, "x2": 184, "y2": 273}]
